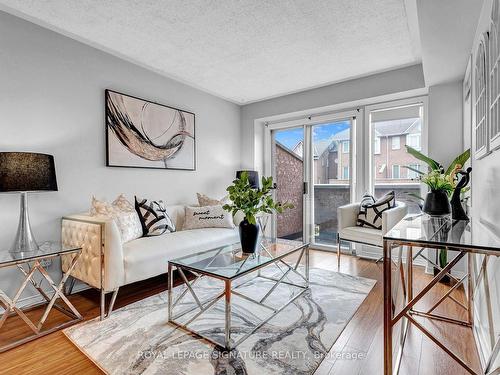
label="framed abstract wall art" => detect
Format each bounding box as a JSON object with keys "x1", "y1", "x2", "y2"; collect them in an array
[{"x1": 105, "y1": 89, "x2": 195, "y2": 170}]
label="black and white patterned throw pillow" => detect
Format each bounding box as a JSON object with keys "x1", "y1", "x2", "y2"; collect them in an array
[
  {"x1": 134, "y1": 196, "x2": 176, "y2": 236},
  {"x1": 357, "y1": 191, "x2": 395, "y2": 230}
]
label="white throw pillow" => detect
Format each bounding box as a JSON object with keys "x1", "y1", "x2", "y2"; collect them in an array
[
  {"x1": 134, "y1": 196, "x2": 176, "y2": 236},
  {"x1": 90, "y1": 195, "x2": 143, "y2": 243},
  {"x1": 197, "y1": 193, "x2": 230, "y2": 206},
  {"x1": 112, "y1": 193, "x2": 135, "y2": 212},
  {"x1": 184, "y1": 205, "x2": 235, "y2": 230}
]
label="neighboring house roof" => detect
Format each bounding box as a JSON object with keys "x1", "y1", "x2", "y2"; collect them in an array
[
  {"x1": 330, "y1": 128, "x2": 351, "y2": 141},
  {"x1": 276, "y1": 141, "x2": 303, "y2": 161},
  {"x1": 313, "y1": 139, "x2": 333, "y2": 158},
  {"x1": 314, "y1": 128, "x2": 349, "y2": 158},
  {"x1": 374, "y1": 118, "x2": 421, "y2": 137},
  {"x1": 292, "y1": 140, "x2": 303, "y2": 157}
]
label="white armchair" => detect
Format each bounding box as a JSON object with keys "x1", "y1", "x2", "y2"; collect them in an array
[{"x1": 336, "y1": 201, "x2": 407, "y2": 267}]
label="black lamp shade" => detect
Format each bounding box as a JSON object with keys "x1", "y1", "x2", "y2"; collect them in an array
[
  {"x1": 236, "y1": 170, "x2": 259, "y2": 189},
  {"x1": 0, "y1": 152, "x2": 58, "y2": 192}
]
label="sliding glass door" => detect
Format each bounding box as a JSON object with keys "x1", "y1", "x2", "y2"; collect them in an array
[
  {"x1": 269, "y1": 114, "x2": 356, "y2": 252},
  {"x1": 311, "y1": 119, "x2": 355, "y2": 249}
]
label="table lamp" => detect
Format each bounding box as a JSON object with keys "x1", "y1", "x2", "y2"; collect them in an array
[
  {"x1": 236, "y1": 170, "x2": 259, "y2": 189},
  {"x1": 0, "y1": 152, "x2": 58, "y2": 254}
]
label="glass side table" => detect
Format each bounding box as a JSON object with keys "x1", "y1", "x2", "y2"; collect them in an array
[{"x1": 0, "y1": 242, "x2": 83, "y2": 352}]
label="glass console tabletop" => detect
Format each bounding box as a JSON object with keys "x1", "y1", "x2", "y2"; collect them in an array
[
  {"x1": 384, "y1": 213, "x2": 500, "y2": 255},
  {"x1": 0, "y1": 242, "x2": 82, "y2": 268},
  {"x1": 169, "y1": 238, "x2": 308, "y2": 280}
]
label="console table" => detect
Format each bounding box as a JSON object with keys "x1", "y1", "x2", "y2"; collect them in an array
[
  {"x1": 383, "y1": 214, "x2": 499, "y2": 375},
  {"x1": 0, "y1": 243, "x2": 82, "y2": 352}
]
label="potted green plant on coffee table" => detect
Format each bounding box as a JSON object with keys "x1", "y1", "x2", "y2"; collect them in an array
[{"x1": 223, "y1": 171, "x2": 293, "y2": 253}]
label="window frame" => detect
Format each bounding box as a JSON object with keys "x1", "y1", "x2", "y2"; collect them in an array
[
  {"x1": 391, "y1": 136, "x2": 401, "y2": 150},
  {"x1": 374, "y1": 137, "x2": 381, "y2": 154},
  {"x1": 342, "y1": 140, "x2": 350, "y2": 153},
  {"x1": 392, "y1": 164, "x2": 400, "y2": 179},
  {"x1": 342, "y1": 166, "x2": 349, "y2": 180},
  {"x1": 407, "y1": 163, "x2": 420, "y2": 179},
  {"x1": 406, "y1": 133, "x2": 421, "y2": 150}
]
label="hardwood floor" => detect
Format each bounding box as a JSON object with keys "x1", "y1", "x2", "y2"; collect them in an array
[{"x1": 0, "y1": 250, "x2": 481, "y2": 375}]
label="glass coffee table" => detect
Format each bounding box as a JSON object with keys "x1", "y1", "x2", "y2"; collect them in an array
[{"x1": 167, "y1": 238, "x2": 309, "y2": 350}]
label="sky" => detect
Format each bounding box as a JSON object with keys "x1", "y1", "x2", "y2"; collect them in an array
[{"x1": 275, "y1": 120, "x2": 350, "y2": 150}]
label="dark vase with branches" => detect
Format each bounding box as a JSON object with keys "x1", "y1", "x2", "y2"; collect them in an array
[
  {"x1": 404, "y1": 146, "x2": 471, "y2": 282},
  {"x1": 223, "y1": 172, "x2": 293, "y2": 253}
]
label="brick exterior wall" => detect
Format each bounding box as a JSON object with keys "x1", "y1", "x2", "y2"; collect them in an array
[
  {"x1": 275, "y1": 144, "x2": 303, "y2": 238},
  {"x1": 374, "y1": 135, "x2": 421, "y2": 183}
]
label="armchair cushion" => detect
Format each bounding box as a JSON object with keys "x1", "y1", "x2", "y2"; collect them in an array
[{"x1": 339, "y1": 226, "x2": 383, "y2": 247}]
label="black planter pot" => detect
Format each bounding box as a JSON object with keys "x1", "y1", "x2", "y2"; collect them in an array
[
  {"x1": 239, "y1": 219, "x2": 259, "y2": 253},
  {"x1": 423, "y1": 190, "x2": 451, "y2": 216},
  {"x1": 433, "y1": 266, "x2": 451, "y2": 284}
]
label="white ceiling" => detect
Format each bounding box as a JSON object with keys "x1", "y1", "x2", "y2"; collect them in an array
[
  {"x1": 0, "y1": 0, "x2": 421, "y2": 104},
  {"x1": 417, "y1": 0, "x2": 483, "y2": 86}
]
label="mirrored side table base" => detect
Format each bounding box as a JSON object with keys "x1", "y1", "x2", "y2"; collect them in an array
[{"x1": 0, "y1": 243, "x2": 83, "y2": 352}]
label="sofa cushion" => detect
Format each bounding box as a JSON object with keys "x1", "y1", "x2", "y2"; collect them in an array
[
  {"x1": 184, "y1": 205, "x2": 234, "y2": 230},
  {"x1": 166, "y1": 205, "x2": 186, "y2": 231},
  {"x1": 197, "y1": 193, "x2": 229, "y2": 206},
  {"x1": 339, "y1": 226, "x2": 382, "y2": 247},
  {"x1": 122, "y1": 227, "x2": 239, "y2": 284},
  {"x1": 89, "y1": 195, "x2": 142, "y2": 243},
  {"x1": 135, "y1": 196, "x2": 176, "y2": 236}
]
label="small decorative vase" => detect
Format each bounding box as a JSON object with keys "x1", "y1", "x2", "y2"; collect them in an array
[
  {"x1": 423, "y1": 190, "x2": 451, "y2": 216},
  {"x1": 239, "y1": 218, "x2": 259, "y2": 253}
]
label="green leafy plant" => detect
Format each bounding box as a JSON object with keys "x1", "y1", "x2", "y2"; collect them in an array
[
  {"x1": 404, "y1": 146, "x2": 471, "y2": 275},
  {"x1": 404, "y1": 146, "x2": 470, "y2": 197},
  {"x1": 223, "y1": 171, "x2": 293, "y2": 225}
]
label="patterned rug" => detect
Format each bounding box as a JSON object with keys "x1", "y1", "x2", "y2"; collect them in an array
[{"x1": 64, "y1": 267, "x2": 376, "y2": 375}]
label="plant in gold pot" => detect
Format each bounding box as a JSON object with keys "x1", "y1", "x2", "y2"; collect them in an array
[{"x1": 223, "y1": 171, "x2": 293, "y2": 253}]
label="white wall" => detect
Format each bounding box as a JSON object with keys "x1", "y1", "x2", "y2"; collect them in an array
[
  {"x1": 428, "y1": 81, "x2": 464, "y2": 166},
  {"x1": 240, "y1": 64, "x2": 426, "y2": 171},
  {"x1": 469, "y1": 0, "x2": 500, "y2": 370},
  {"x1": 0, "y1": 12, "x2": 241, "y2": 300}
]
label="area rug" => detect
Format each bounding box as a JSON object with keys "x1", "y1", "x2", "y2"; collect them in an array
[{"x1": 64, "y1": 267, "x2": 376, "y2": 375}]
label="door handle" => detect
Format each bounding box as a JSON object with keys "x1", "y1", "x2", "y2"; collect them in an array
[{"x1": 303, "y1": 182, "x2": 308, "y2": 195}]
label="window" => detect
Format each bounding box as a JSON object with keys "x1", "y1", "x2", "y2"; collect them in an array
[
  {"x1": 374, "y1": 137, "x2": 381, "y2": 154},
  {"x1": 392, "y1": 165, "x2": 400, "y2": 179},
  {"x1": 407, "y1": 164, "x2": 420, "y2": 179},
  {"x1": 391, "y1": 136, "x2": 400, "y2": 150},
  {"x1": 406, "y1": 134, "x2": 420, "y2": 150},
  {"x1": 341, "y1": 140, "x2": 350, "y2": 153},
  {"x1": 342, "y1": 166, "x2": 349, "y2": 179}
]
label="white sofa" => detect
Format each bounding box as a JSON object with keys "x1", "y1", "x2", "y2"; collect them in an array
[{"x1": 61, "y1": 204, "x2": 240, "y2": 319}]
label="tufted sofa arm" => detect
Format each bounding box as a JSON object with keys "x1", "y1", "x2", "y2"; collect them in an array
[{"x1": 61, "y1": 214, "x2": 125, "y2": 292}]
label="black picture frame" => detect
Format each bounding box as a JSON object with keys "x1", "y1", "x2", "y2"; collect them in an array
[{"x1": 105, "y1": 89, "x2": 196, "y2": 171}]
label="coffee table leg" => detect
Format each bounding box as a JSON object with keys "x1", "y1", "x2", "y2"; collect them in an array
[
  {"x1": 168, "y1": 262, "x2": 173, "y2": 321},
  {"x1": 305, "y1": 245, "x2": 310, "y2": 287},
  {"x1": 225, "y1": 279, "x2": 231, "y2": 350}
]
